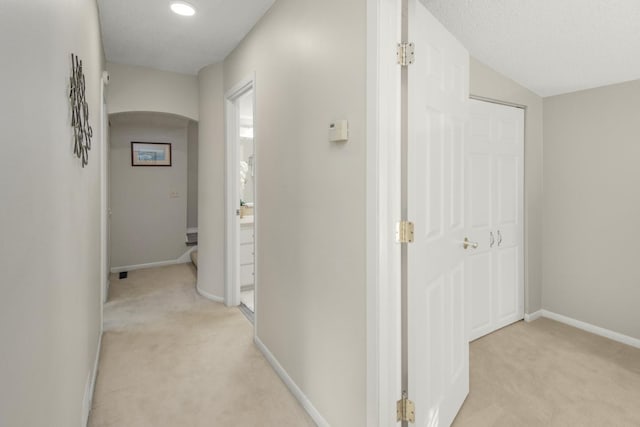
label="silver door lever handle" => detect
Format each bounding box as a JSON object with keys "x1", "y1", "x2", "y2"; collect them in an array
[
  {"x1": 463, "y1": 237, "x2": 479, "y2": 250},
  {"x1": 489, "y1": 231, "x2": 495, "y2": 248},
  {"x1": 497, "y1": 230, "x2": 503, "y2": 246}
]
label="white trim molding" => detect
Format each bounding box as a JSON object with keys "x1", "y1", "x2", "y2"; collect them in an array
[
  {"x1": 176, "y1": 246, "x2": 198, "y2": 264},
  {"x1": 365, "y1": 0, "x2": 402, "y2": 425},
  {"x1": 110, "y1": 247, "x2": 197, "y2": 273},
  {"x1": 524, "y1": 310, "x2": 543, "y2": 322},
  {"x1": 254, "y1": 337, "x2": 330, "y2": 427},
  {"x1": 540, "y1": 310, "x2": 640, "y2": 349},
  {"x1": 196, "y1": 285, "x2": 224, "y2": 303},
  {"x1": 83, "y1": 332, "x2": 103, "y2": 426},
  {"x1": 111, "y1": 260, "x2": 179, "y2": 274},
  {"x1": 186, "y1": 227, "x2": 198, "y2": 234},
  {"x1": 100, "y1": 78, "x2": 109, "y2": 308}
]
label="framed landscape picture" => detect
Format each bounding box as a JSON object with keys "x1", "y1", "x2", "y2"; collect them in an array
[{"x1": 131, "y1": 142, "x2": 172, "y2": 167}]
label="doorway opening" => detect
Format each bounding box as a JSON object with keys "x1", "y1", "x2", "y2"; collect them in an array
[
  {"x1": 107, "y1": 112, "x2": 199, "y2": 276},
  {"x1": 225, "y1": 77, "x2": 256, "y2": 322}
]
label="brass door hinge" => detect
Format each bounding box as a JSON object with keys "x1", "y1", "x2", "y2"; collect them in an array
[
  {"x1": 397, "y1": 391, "x2": 415, "y2": 423},
  {"x1": 397, "y1": 42, "x2": 415, "y2": 66},
  {"x1": 396, "y1": 221, "x2": 414, "y2": 243}
]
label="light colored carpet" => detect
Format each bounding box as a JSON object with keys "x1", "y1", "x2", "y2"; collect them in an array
[
  {"x1": 454, "y1": 317, "x2": 640, "y2": 426},
  {"x1": 90, "y1": 263, "x2": 640, "y2": 426},
  {"x1": 89, "y1": 264, "x2": 314, "y2": 427}
]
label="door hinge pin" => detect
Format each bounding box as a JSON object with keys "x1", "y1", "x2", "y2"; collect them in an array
[
  {"x1": 397, "y1": 42, "x2": 415, "y2": 66},
  {"x1": 396, "y1": 221, "x2": 414, "y2": 243},
  {"x1": 397, "y1": 391, "x2": 415, "y2": 423}
]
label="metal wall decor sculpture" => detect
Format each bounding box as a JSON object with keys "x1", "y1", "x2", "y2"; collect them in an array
[{"x1": 69, "y1": 53, "x2": 93, "y2": 167}]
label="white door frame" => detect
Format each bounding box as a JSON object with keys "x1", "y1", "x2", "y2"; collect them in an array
[
  {"x1": 224, "y1": 75, "x2": 256, "y2": 311},
  {"x1": 366, "y1": 0, "x2": 402, "y2": 425},
  {"x1": 100, "y1": 71, "x2": 110, "y2": 319}
]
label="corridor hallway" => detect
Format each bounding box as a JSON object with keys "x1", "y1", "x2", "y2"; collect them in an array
[{"x1": 89, "y1": 264, "x2": 314, "y2": 426}]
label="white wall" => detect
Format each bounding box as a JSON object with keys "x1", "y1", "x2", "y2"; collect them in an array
[
  {"x1": 106, "y1": 62, "x2": 199, "y2": 121},
  {"x1": 187, "y1": 121, "x2": 199, "y2": 229},
  {"x1": 543, "y1": 80, "x2": 640, "y2": 340},
  {"x1": 109, "y1": 114, "x2": 189, "y2": 268},
  {"x1": 470, "y1": 58, "x2": 544, "y2": 313},
  {"x1": 221, "y1": 0, "x2": 368, "y2": 424},
  {"x1": 197, "y1": 63, "x2": 226, "y2": 299},
  {"x1": 0, "y1": 0, "x2": 104, "y2": 425}
]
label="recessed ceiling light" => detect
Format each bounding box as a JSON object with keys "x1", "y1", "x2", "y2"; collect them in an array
[{"x1": 170, "y1": 1, "x2": 196, "y2": 16}]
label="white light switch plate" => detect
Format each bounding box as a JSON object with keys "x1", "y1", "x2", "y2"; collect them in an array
[{"x1": 329, "y1": 120, "x2": 348, "y2": 142}]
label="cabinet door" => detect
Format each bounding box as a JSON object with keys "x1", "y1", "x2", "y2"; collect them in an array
[
  {"x1": 240, "y1": 264, "x2": 254, "y2": 286},
  {"x1": 240, "y1": 243, "x2": 254, "y2": 265},
  {"x1": 240, "y1": 227, "x2": 254, "y2": 244}
]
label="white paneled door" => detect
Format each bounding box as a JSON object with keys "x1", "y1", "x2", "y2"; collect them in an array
[
  {"x1": 407, "y1": 1, "x2": 469, "y2": 425},
  {"x1": 467, "y1": 99, "x2": 524, "y2": 342}
]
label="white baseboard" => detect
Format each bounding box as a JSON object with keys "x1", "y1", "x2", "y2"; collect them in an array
[
  {"x1": 254, "y1": 337, "x2": 329, "y2": 427},
  {"x1": 110, "y1": 259, "x2": 180, "y2": 273},
  {"x1": 103, "y1": 279, "x2": 110, "y2": 304},
  {"x1": 196, "y1": 285, "x2": 224, "y2": 303},
  {"x1": 83, "y1": 332, "x2": 103, "y2": 426},
  {"x1": 176, "y1": 246, "x2": 197, "y2": 264},
  {"x1": 539, "y1": 310, "x2": 640, "y2": 349},
  {"x1": 110, "y1": 247, "x2": 197, "y2": 274},
  {"x1": 524, "y1": 310, "x2": 543, "y2": 322}
]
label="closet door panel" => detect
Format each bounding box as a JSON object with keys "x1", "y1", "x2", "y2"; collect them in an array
[
  {"x1": 495, "y1": 246, "x2": 519, "y2": 325},
  {"x1": 469, "y1": 251, "x2": 493, "y2": 341},
  {"x1": 468, "y1": 99, "x2": 524, "y2": 341}
]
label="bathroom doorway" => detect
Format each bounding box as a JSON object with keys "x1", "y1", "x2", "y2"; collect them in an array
[
  {"x1": 237, "y1": 89, "x2": 255, "y2": 315},
  {"x1": 225, "y1": 77, "x2": 256, "y2": 322}
]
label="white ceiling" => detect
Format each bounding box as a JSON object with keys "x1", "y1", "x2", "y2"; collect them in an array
[
  {"x1": 97, "y1": 0, "x2": 275, "y2": 75},
  {"x1": 98, "y1": 0, "x2": 640, "y2": 95},
  {"x1": 423, "y1": 0, "x2": 640, "y2": 97}
]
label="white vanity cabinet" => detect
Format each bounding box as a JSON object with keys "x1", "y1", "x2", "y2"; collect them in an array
[{"x1": 239, "y1": 222, "x2": 254, "y2": 288}]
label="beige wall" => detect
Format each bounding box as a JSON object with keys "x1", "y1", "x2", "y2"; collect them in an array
[
  {"x1": 196, "y1": 63, "x2": 226, "y2": 299},
  {"x1": 107, "y1": 62, "x2": 199, "y2": 121},
  {"x1": 109, "y1": 115, "x2": 189, "y2": 268},
  {"x1": 470, "y1": 58, "x2": 544, "y2": 314},
  {"x1": 187, "y1": 120, "x2": 199, "y2": 229},
  {"x1": 194, "y1": 0, "x2": 369, "y2": 423},
  {"x1": 543, "y1": 80, "x2": 640, "y2": 340},
  {"x1": 0, "y1": 0, "x2": 104, "y2": 425}
]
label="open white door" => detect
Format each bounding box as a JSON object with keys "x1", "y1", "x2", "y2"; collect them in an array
[{"x1": 407, "y1": 1, "x2": 469, "y2": 425}]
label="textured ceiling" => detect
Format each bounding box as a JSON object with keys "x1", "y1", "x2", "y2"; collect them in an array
[
  {"x1": 98, "y1": 0, "x2": 275, "y2": 75},
  {"x1": 423, "y1": 0, "x2": 640, "y2": 97}
]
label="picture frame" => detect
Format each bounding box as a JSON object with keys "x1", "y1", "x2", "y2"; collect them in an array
[{"x1": 131, "y1": 142, "x2": 172, "y2": 167}]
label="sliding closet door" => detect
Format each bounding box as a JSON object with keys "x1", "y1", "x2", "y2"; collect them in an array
[{"x1": 468, "y1": 99, "x2": 524, "y2": 342}]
